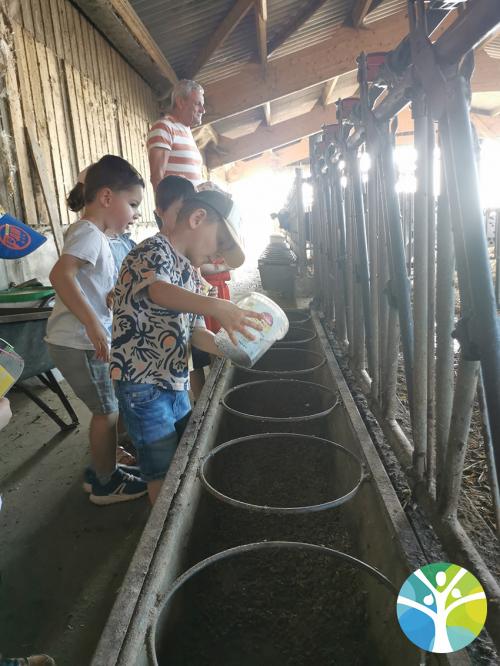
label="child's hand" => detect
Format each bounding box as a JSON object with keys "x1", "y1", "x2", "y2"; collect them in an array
[
  {"x1": 106, "y1": 288, "x2": 115, "y2": 310},
  {"x1": 0, "y1": 397, "x2": 12, "y2": 430},
  {"x1": 211, "y1": 300, "x2": 263, "y2": 345},
  {"x1": 85, "y1": 321, "x2": 110, "y2": 362}
]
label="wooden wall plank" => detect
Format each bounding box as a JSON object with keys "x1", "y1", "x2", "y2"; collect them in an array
[
  {"x1": 4, "y1": 19, "x2": 37, "y2": 224},
  {"x1": 5, "y1": 0, "x2": 159, "y2": 236}
]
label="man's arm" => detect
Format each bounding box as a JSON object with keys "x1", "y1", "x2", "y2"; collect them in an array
[{"x1": 149, "y1": 147, "x2": 170, "y2": 193}]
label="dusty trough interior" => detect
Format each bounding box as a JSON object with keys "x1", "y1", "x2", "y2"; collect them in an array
[{"x1": 92, "y1": 311, "x2": 469, "y2": 666}]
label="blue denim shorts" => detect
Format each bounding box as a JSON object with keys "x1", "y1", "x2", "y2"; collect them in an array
[{"x1": 114, "y1": 381, "x2": 191, "y2": 482}]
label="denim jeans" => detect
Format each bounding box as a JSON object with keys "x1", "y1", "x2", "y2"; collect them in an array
[{"x1": 114, "y1": 381, "x2": 191, "y2": 481}]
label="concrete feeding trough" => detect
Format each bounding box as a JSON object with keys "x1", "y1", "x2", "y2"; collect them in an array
[
  {"x1": 149, "y1": 542, "x2": 398, "y2": 666},
  {"x1": 92, "y1": 313, "x2": 474, "y2": 666},
  {"x1": 220, "y1": 378, "x2": 339, "y2": 439},
  {"x1": 198, "y1": 433, "x2": 363, "y2": 514},
  {"x1": 273, "y1": 326, "x2": 316, "y2": 347},
  {"x1": 284, "y1": 309, "x2": 313, "y2": 328},
  {"x1": 232, "y1": 347, "x2": 325, "y2": 382}
]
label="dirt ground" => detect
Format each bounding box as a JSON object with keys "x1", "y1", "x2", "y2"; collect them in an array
[{"x1": 0, "y1": 264, "x2": 301, "y2": 664}]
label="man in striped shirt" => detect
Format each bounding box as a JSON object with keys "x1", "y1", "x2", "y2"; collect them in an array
[{"x1": 147, "y1": 79, "x2": 205, "y2": 192}]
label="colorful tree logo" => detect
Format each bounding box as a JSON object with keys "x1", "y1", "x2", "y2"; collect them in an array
[{"x1": 397, "y1": 562, "x2": 487, "y2": 653}]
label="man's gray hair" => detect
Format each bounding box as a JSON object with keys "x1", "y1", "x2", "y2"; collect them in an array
[{"x1": 171, "y1": 79, "x2": 204, "y2": 109}]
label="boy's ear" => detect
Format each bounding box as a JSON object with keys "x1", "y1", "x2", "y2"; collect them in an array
[{"x1": 188, "y1": 207, "x2": 207, "y2": 229}]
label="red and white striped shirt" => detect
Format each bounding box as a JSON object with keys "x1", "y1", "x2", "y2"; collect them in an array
[{"x1": 147, "y1": 115, "x2": 203, "y2": 187}]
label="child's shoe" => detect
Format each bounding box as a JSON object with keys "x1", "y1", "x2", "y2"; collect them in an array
[
  {"x1": 0, "y1": 656, "x2": 55, "y2": 666},
  {"x1": 89, "y1": 468, "x2": 147, "y2": 505},
  {"x1": 82, "y1": 464, "x2": 140, "y2": 493}
]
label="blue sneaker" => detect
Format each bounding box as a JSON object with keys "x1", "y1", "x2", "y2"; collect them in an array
[
  {"x1": 83, "y1": 464, "x2": 140, "y2": 493},
  {"x1": 89, "y1": 468, "x2": 147, "y2": 506}
]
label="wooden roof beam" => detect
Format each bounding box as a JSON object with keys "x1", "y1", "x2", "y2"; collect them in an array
[
  {"x1": 219, "y1": 138, "x2": 310, "y2": 182},
  {"x1": 207, "y1": 102, "x2": 338, "y2": 168},
  {"x1": 108, "y1": 0, "x2": 178, "y2": 85},
  {"x1": 268, "y1": 0, "x2": 329, "y2": 56},
  {"x1": 204, "y1": 12, "x2": 409, "y2": 123},
  {"x1": 321, "y1": 76, "x2": 339, "y2": 108},
  {"x1": 263, "y1": 101, "x2": 272, "y2": 126},
  {"x1": 255, "y1": 0, "x2": 268, "y2": 73},
  {"x1": 188, "y1": 0, "x2": 255, "y2": 78},
  {"x1": 351, "y1": 0, "x2": 374, "y2": 29}
]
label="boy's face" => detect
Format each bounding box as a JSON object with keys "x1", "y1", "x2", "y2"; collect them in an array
[
  {"x1": 160, "y1": 198, "x2": 184, "y2": 235},
  {"x1": 186, "y1": 208, "x2": 233, "y2": 267},
  {"x1": 102, "y1": 184, "x2": 143, "y2": 234}
]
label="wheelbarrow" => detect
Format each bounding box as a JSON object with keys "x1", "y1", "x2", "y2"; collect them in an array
[{"x1": 0, "y1": 307, "x2": 79, "y2": 431}]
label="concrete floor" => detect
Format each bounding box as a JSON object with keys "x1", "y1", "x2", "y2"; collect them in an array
[{"x1": 0, "y1": 266, "x2": 285, "y2": 664}]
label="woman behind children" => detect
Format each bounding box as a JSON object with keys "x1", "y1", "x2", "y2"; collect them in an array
[{"x1": 45, "y1": 155, "x2": 147, "y2": 505}]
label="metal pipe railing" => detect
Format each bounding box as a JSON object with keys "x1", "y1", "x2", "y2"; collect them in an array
[{"x1": 308, "y1": 0, "x2": 500, "y2": 648}]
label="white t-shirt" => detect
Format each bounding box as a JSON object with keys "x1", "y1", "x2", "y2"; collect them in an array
[{"x1": 45, "y1": 220, "x2": 115, "y2": 350}]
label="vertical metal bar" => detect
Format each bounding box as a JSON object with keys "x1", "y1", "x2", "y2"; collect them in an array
[
  {"x1": 367, "y1": 157, "x2": 380, "y2": 401},
  {"x1": 321, "y1": 173, "x2": 335, "y2": 322},
  {"x1": 444, "y1": 75, "x2": 500, "y2": 491},
  {"x1": 477, "y1": 368, "x2": 500, "y2": 537},
  {"x1": 295, "y1": 167, "x2": 306, "y2": 274},
  {"x1": 379, "y1": 126, "x2": 415, "y2": 418},
  {"x1": 412, "y1": 101, "x2": 430, "y2": 480},
  {"x1": 344, "y1": 180, "x2": 355, "y2": 354},
  {"x1": 427, "y1": 124, "x2": 437, "y2": 494},
  {"x1": 495, "y1": 210, "x2": 500, "y2": 308},
  {"x1": 348, "y1": 150, "x2": 373, "y2": 378},
  {"x1": 439, "y1": 359, "x2": 479, "y2": 518},
  {"x1": 435, "y1": 165, "x2": 456, "y2": 500},
  {"x1": 331, "y1": 164, "x2": 348, "y2": 345}
]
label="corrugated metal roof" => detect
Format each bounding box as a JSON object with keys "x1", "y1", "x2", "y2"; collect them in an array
[
  {"x1": 213, "y1": 107, "x2": 263, "y2": 138},
  {"x1": 129, "y1": 0, "x2": 354, "y2": 85},
  {"x1": 484, "y1": 35, "x2": 500, "y2": 60},
  {"x1": 130, "y1": 0, "x2": 237, "y2": 76},
  {"x1": 197, "y1": 10, "x2": 257, "y2": 85},
  {"x1": 364, "y1": 0, "x2": 407, "y2": 25},
  {"x1": 269, "y1": 0, "x2": 351, "y2": 61}
]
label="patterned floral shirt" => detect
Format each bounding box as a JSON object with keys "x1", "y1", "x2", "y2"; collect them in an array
[{"x1": 110, "y1": 233, "x2": 205, "y2": 391}]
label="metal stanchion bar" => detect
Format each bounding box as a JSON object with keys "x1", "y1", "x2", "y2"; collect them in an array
[
  {"x1": 379, "y1": 127, "x2": 415, "y2": 419},
  {"x1": 330, "y1": 166, "x2": 348, "y2": 345},
  {"x1": 347, "y1": 0, "x2": 500, "y2": 149},
  {"x1": 435, "y1": 176, "x2": 455, "y2": 501},
  {"x1": 348, "y1": 151, "x2": 373, "y2": 378},
  {"x1": 377, "y1": 156, "x2": 399, "y2": 420},
  {"x1": 344, "y1": 181, "x2": 355, "y2": 354},
  {"x1": 412, "y1": 104, "x2": 430, "y2": 480},
  {"x1": 495, "y1": 211, "x2": 500, "y2": 309},
  {"x1": 477, "y1": 369, "x2": 500, "y2": 538},
  {"x1": 367, "y1": 160, "x2": 380, "y2": 402},
  {"x1": 439, "y1": 359, "x2": 479, "y2": 518},
  {"x1": 444, "y1": 76, "x2": 500, "y2": 496},
  {"x1": 295, "y1": 167, "x2": 307, "y2": 274}
]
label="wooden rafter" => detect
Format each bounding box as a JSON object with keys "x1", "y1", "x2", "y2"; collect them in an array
[
  {"x1": 188, "y1": 0, "x2": 255, "y2": 78},
  {"x1": 321, "y1": 76, "x2": 339, "y2": 108},
  {"x1": 267, "y1": 0, "x2": 329, "y2": 57},
  {"x1": 203, "y1": 12, "x2": 409, "y2": 123},
  {"x1": 255, "y1": 0, "x2": 268, "y2": 71},
  {"x1": 207, "y1": 102, "x2": 338, "y2": 167},
  {"x1": 108, "y1": 0, "x2": 178, "y2": 85},
  {"x1": 351, "y1": 0, "x2": 373, "y2": 29},
  {"x1": 220, "y1": 138, "x2": 310, "y2": 182},
  {"x1": 263, "y1": 101, "x2": 272, "y2": 126}
]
